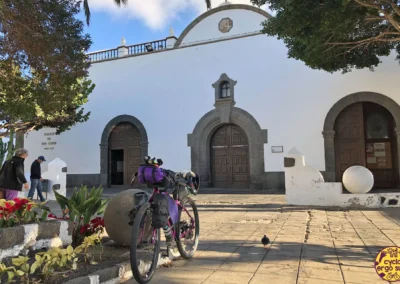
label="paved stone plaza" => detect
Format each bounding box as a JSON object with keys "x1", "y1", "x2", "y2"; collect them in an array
[{"x1": 123, "y1": 193, "x2": 400, "y2": 284}]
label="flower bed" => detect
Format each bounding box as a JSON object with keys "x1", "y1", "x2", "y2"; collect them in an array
[
  {"x1": 0, "y1": 232, "x2": 105, "y2": 283},
  {"x1": 0, "y1": 198, "x2": 73, "y2": 261},
  {"x1": 50, "y1": 186, "x2": 108, "y2": 246},
  {"x1": 0, "y1": 198, "x2": 48, "y2": 228},
  {"x1": 0, "y1": 186, "x2": 109, "y2": 283}
]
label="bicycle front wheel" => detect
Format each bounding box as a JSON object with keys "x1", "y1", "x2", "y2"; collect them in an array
[
  {"x1": 176, "y1": 197, "x2": 200, "y2": 259},
  {"x1": 130, "y1": 202, "x2": 160, "y2": 284}
]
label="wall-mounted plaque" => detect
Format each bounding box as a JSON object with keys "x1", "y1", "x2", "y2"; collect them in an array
[
  {"x1": 366, "y1": 142, "x2": 392, "y2": 169},
  {"x1": 42, "y1": 132, "x2": 57, "y2": 150},
  {"x1": 271, "y1": 146, "x2": 284, "y2": 153},
  {"x1": 219, "y1": 18, "x2": 233, "y2": 33}
]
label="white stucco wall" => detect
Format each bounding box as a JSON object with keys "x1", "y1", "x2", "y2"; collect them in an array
[
  {"x1": 24, "y1": 7, "x2": 400, "y2": 177},
  {"x1": 179, "y1": 8, "x2": 268, "y2": 46}
]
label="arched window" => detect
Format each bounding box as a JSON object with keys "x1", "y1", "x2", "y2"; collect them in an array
[{"x1": 220, "y1": 82, "x2": 230, "y2": 98}]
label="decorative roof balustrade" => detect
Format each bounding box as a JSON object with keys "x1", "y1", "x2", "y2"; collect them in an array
[{"x1": 87, "y1": 38, "x2": 169, "y2": 63}]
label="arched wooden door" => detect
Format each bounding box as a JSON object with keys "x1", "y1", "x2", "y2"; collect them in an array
[
  {"x1": 211, "y1": 124, "x2": 250, "y2": 188},
  {"x1": 335, "y1": 102, "x2": 398, "y2": 188},
  {"x1": 108, "y1": 122, "x2": 142, "y2": 186}
]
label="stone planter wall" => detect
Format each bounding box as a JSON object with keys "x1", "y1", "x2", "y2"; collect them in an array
[{"x1": 0, "y1": 220, "x2": 73, "y2": 261}]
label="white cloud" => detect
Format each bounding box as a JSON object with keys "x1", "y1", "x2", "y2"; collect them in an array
[{"x1": 87, "y1": 0, "x2": 270, "y2": 31}]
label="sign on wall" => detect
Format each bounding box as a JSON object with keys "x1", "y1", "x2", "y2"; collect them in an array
[
  {"x1": 366, "y1": 142, "x2": 392, "y2": 169},
  {"x1": 41, "y1": 132, "x2": 57, "y2": 151},
  {"x1": 271, "y1": 146, "x2": 284, "y2": 153}
]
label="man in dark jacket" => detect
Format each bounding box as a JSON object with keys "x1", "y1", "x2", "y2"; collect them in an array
[
  {"x1": 28, "y1": 155, "x2": 46, "y2": 202},
  {"x1": 0, "y1": 148, "x2": 30, "y2": 200}
]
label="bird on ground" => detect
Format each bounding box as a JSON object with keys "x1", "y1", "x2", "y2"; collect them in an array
[{"x1": 261, "y1": 235, "x2": 270, "y2": 247}]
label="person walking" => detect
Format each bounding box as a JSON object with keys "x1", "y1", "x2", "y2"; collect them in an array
[
  {"x1": 28, "y1": 155, "x2": 46, "y2": 202},
  {"x1": 0, "y1": 148, "x2": 30, "y2": 200}
]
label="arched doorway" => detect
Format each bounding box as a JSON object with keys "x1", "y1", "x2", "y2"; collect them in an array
[
  {"x1": 108, "y1": 122, "x2": 142, "y2": 186},
  {"x1": 334, "y1": 102, "x2": 399, "y2": 188},
  {"x1": 210, "y1": 124, "x2": 250, "y2": 188},
  {"x1": 100, "y1": 115, "x2": 148, "y2": 187}
]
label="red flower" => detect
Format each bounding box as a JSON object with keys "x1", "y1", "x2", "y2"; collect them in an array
[
  {"x1": 80, "y1": 224, "x2": 89, "y2": 235},
  {"x1": 13, "y1": 198, "x2": 30, "y2": 205},
  {"x1": 90, "y1": 217, "x2": 104, "y2": 229},
  {"x1": 13, "y1": 203, "x2": 22, "y2": 211},
  {"x1": 4, "y1": 203, "x2": 15, "y2": 213},
  {"x1": 90, "y1": 217, "x2": 101, "y2": 222}
]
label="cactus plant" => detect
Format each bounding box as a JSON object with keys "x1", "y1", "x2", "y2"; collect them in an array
[
  {"x1": 6, "y1": 129, "x2": 15, "y2": 160},
  {"x1": 0, "y1": 138, "x2": 7, "y2": 166}
]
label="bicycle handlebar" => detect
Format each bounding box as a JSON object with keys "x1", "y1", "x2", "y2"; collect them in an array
[{"x1": 130, "y1": 170, "x2": 199, "y2": 195}]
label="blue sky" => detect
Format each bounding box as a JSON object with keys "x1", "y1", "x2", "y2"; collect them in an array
[
  {"x1": 78, "y1": 0, "x2": 269, "y2": 52},
  {"x1": 80, "y1": 9, "x2": 199, "y2": 52}
]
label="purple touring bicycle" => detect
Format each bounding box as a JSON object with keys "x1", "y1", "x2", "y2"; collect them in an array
[{"x1": 129, "y1": 168, "x2": 200, "y2": 284}]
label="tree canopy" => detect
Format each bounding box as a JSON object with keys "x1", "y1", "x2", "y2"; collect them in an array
[
  {"x1": 0, "y1": 0, "x2": 95, "y2": 137},
  {"x1": 253, "y1": 0, "x2": 400, "y2": 73}
]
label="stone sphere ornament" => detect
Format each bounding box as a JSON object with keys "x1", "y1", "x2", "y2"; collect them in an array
[
  {"x1": 342, "y1": 166, "x2": 374, "y2": 194},
  {"x1": 104, "y1": 189, "x2": 151, "y2": 246}
]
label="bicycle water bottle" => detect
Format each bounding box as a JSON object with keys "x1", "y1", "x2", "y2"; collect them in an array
[{"x1": 163, "y1": 225, "x2": 173, "y2": 247}]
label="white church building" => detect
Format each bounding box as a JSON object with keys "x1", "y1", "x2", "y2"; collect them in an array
[{"x1": 23, "y1": 3, "x2": 400, "y2": 191}]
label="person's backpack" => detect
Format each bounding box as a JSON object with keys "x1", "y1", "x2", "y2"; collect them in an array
[{"x1": 151, "y1": 193, "x2": 169, "y2": 228}]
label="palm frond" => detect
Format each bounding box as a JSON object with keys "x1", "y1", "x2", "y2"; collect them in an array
[
  {"x1": 83, "y1": 0, "x2": 126, "y2": 26},
  {"x1": 83, "y1": 0, "x2": 91, "y2": 25},
  {"x1": 205, "y1": 0, "x2": 211, "y2": 10},
  {"x1": 114, "y1": 0, "x2": 128, "y2": 6}
]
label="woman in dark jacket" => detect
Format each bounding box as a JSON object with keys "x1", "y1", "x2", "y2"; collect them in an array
[{"x1": 0, "y1": 148, "x2": 29, "y2": 200}]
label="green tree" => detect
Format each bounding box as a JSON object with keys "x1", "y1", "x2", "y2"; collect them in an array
[
  {"x1": 0, "y1": 0, "x2": 95, "y2": 138},
  {"x1": 254, "y1": 0, "x2": 400, "y2": 73}
]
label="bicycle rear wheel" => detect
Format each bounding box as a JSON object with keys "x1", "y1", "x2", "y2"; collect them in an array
[
  {"x1": 176, "y1": 197, "x2": 200, "y2": 259},
  {"x1": 130, "y1": 202, "x2": 160, "y2": 284}
]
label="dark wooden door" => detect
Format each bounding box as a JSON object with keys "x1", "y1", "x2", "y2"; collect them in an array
[
  {"x1": 364, "y1": 103, "x2": 398, "y2": 188},
  {"x1": 335, "y1": 102, "x2": 399, "y2": 188},
  {"x1": 334, "y1": 103, "x2": 366, "y2": 182},
  {"x1": 109, "y1": 122, "x2": 142, "y2": 186},
  {"x1": 211, "y1": 125, "x2": 250, "y2": 188}
]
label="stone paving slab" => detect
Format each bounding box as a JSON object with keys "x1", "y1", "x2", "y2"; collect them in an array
[{"x1": 56, "y1": 192, "x2": 398, "y2": 284}]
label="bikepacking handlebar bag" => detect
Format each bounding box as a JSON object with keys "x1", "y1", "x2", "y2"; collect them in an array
[{"x1": 138, "y1": 165, "x2": 165, "y2": 184}]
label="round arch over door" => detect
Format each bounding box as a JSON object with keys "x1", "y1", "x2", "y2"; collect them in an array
[
  {"x1": 188, "y1": 107, "x2": 268, "y2": 189},
  {"x1": 334, "y1": 102, "x2": 398, "y2": 188},
  {"x1": 323, "y1": 92, "x2": 400, "y2": 187},
  {"x1": 108, "y1": 122, "x2": 142, "y2": 186},
  {"x1": 211, "y1": 124, "x2": 250, "y2": 188},
  {"x1": 100, "y1": 115, "x2": 148, "y2": 187}
]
